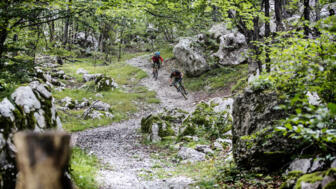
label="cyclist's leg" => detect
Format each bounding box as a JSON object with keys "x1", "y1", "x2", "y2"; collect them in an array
[
  {"x1": 179, "y1": 78, "x2": 188, "y2": 94},
  {"x1": 172, "y1": 78, "x2": 179, "y2": 91}
]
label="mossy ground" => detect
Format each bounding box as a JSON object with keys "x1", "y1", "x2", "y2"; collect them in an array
[
  {"x1": 70, "y1": 147, "x2": 101, "y2": 189},
  {"x1": 54, "y1": 57, "x2": 159, "y2": 132},
  {"x1": 184, "y1": 64, "x2": 248, "y2": 93}
]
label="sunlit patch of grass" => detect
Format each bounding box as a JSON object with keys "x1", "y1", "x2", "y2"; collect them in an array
[
  {"x1": 184, "y1": 64, "x2": 248, "y2": 92},
  {"x1": 70, "y1": 147, "x2": 100, "y2": 189},
  {"x1": 54, "y1": 56, "x2": 159, "y2": 132}
]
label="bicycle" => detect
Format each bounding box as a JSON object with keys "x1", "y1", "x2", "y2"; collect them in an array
[
  {"x1": 172, "y1": 79, "x2": 188, "y2": 100},
  {"x1": 152, "y1": 62, "x2": 159, "y2": 80}
]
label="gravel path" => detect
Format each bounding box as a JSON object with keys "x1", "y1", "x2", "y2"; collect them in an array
[{"x1": 73, "y1": 55, "x2": 197, "y2": 189}]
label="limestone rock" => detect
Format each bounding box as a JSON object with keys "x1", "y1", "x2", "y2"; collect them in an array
[
  {"x1": 331, "y1": 159, "x2": 336, "y2": 168},
  {"x1": 88, "y1": 111, "x2": 104, "y2": 119},
  {"x1": 173, "y1": 37, "x2": 209, "y2": 76},
  {"x1": 213, "y1": 142, "x2": 223, "y2": 151},
  {"x1": 92, "y1": 101, "x2": 111, "y2": 111},
  {"x1": 83, "y1": 73, "x2": 103, "y2": 82},
  {"x1": 309, "y1": 158, "x2": 325, "y2": 172},
  {"x1": 300, "y1": 181, "x2": 321, "y2": 189},
  {"x1": 11, "y1": 86, "x2": 41, "y2": 114},
  {"x1": 177, "y1": 147, "x2": 206, "y2": 163},
  {"x1": 322, "y1": 175, "x2": 335, "y2": 188},
  {"x1": 76, "y1": 68, "x2": 88, "y2": 75},
  {"x1": 232, "y1": 90, "x2": 298, "y2": 170},
  {"x1": 287, "y1": 159, "x2": 312, "y2": 174},
  {"x1": 150, "y1": 124, "x2": 161, "y2": 143},
  {"x1": 195, "y1": 145, "x2": 214, "y2": 155},
  {"x1": 104, "y1": 112, "x2": 114, "y2": 119},
  {"x1": 61, "y1": 97, "x2": 76, "y2": 109},
  {"x1": 0, "y1": 98, "x2": 16, "y2": 121}
]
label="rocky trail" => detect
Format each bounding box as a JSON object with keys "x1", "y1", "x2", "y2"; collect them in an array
[{"x1": 73, "y1": 55, "x2": 198, "y2": 189}]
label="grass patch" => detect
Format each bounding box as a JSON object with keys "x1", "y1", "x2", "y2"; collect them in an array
[
  {"x1": 159, "y1": 44, "x2": 174, "y2": 59},
  {"x1": 184, "y1": 64, "x2": 248, "y2": 92},
  {"x1": 70, "y1": 147, "x2": 100, "y2": 189},
  {"x1": 54, "y1": 56, "x2": 159, "y2": 132}
]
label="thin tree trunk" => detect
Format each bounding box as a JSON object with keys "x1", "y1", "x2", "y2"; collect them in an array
[
  {"x1": 315, "y1": 0, "x2": 321, "y2": 21},
  {"x1": 304, "y1": 0, "x2": 310, "y2": 37},
  {"x1": 265, "y1": 0, "x2": 271, "y2": 72},
  {"x1": 275, "y1": 0, "x2": 284, "y2": 31},
  {"x1": 63, "y1": 0, "x2": 72, "y2": 47}
]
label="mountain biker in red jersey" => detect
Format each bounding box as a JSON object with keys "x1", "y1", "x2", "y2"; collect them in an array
[
  {"x1": 169, "y1": 70, "x2": 188, "y2": 95},
  {"x1": 152, "y1": 52, "x2": 164, "y2": 75}
]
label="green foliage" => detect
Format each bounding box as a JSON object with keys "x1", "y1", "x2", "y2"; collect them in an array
[
  {"x1": 180, "y1": 102, "x2": 232, "y2": 140},
  {"x1": 184, "y1": 64, "x2": 248, "y2": 92},
  {"x1": 70, "y1": 147, "x2": 100, "y2": 189}
]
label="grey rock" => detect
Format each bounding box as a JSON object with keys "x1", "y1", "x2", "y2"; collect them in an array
[
  {"x1": 216, "y1": 138, "x2": 232, "y2": 144},
  {"x1": 56, "y1": 116, "x2": 63, "y2": 130},
  {"x1": 76, "y1": 68, "x2": 88, "y2": 75},
  {"x1": 34, "y1": 110, "x2": 46, "y2": 129},
  {"x1": 309, "y1": 158, "x2": 325, "y2": 172},
  {"x1": 29, "y1": 81, "x2": 52, "y2": 99},
  {"x1": 104, "y1": 112, "x2": 114, "y2": 119},
  {"x1": 331, "y1": 159, "x2": 336, "y2": 168},
  {"x1": 210, "y1": 97, "x2": 234, "y2": 114},
  {"x1": 300, "y1": 181, "x2": 321, "y2": 189},
  {"x1": 307, "y1": 91, "x2": 321, "y2": 106},
  {"x1": 151, "y1": 124, "x2": 161, "y2": 143},
  {"x1": 195, "y1": 145, "x2": 214, "y2": 155},
  {"x1": 213, "y1": 142, "x2": 223, "y2": 151},
  {"x1": 0, "y1": 98, "x2": 16, "y2": 121},
  {"x1": 61, "y1": 97, "x2": 75, "y2": 109},
  {"x1": 173, "y1": 37, "x2": 209, "y2": 76},
  {"x1": 165, "y1": 176, "x2": 194, "y2": 188},
  {"x1": 0, "y1": 133, "x2": 5, "y2": 150},
  {"x1": 208, "y1": 23, "x2": 229, "y2": 39},
  {"x1": 11, "y1": 86, "x2": 41, "y2": 114},
  {"x1": 287, "y1": 159, "x2": 312, "y2": 174},
  {"x1": 213, "y1": 31, "x2": 247, "y2": 65},
  {"x1": 83, "y1": 73, "x2": 103, "y2": 82},
  {"x1": 320, "y1": 3, "x2": 336, "y2": 18},
  {"x1": 96, "y1": 93, "x2": 103, "y2": 98},
  {"x1": 88, "y1": 111, "x2": 104, "y2": 119},
  {"x1": 92, "y1": 101, "x2": 111, "y2": 111},
  {"x1": 322, "y1": 175, "x2": 335, "y2": 189},
  {"x1": 177, "y1": 147, "x2": 206, "y2": 163}
]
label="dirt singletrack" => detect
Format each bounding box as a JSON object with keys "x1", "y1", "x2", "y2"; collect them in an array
[{"x1": 73, "y1": 55, "x2": 198, "y2": 189}]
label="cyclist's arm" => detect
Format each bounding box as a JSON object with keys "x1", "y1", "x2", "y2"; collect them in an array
[{"x1": 160, "y1": 56, "x2": 164, "y2": 64}]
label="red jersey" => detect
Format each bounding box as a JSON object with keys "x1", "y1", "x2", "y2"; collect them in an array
[{"x1": 152, "y1": 56, "x2": 163, "y2": 63}]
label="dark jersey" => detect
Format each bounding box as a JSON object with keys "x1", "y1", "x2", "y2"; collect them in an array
[{"x1": 170, "y1": 70, "x2": 182, "y2": 79}]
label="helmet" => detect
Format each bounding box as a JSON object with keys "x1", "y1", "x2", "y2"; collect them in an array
[{"x1": 155, "y1": 52, "x2": 160, "y2": 56}]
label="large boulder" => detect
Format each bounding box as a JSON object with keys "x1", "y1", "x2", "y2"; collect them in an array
[
  {"x1": 0, "y1": 81, "x2": 62, "y2": 188},
  {"x1": 173, "y1": 37, "x2": 209, "y2": 76},
  {"x1": 232, "y1": 88, "x2": 303, "y2": 171},
  {"x1": 173, "y1": 23, "x2": 248, "y2": 76},
  {"x1": 209, "y1": 24, "x2": 248, "y2": 66}
]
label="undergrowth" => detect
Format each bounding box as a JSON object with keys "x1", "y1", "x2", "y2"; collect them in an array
[
  {"x1": 70, "y1": 147, "x2": 100, "y2": 189},
  {"x1": 184, "y1": 64, "x2": 248, "y2": 93}
]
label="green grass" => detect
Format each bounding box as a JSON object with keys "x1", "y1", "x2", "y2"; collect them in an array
[
  {"x1": 55, "y1": 57, "x2": 159, "y2": 132},
  {"x1": 70, "y1": 147, "x2": 100, "y2": 189},
  {"x1": 158, "y1": 44, "x2": 174, "y2": 59},
  {"x1": 184, "y1": 64, "x2": 248, "y2": 92}
]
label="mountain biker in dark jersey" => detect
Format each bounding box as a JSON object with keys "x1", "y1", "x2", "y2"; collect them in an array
[
  {"x1": 152, "y1": 52, "x2": 164, "y2": 75},
  {"x1": 169, "y1": 70, "x2": 187, "y2": 94}
]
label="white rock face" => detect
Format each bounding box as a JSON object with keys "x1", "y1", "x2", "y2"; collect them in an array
[
  {"x1": 287, "y1": 159, "x2": 312, "y2": 174},
  {"x1": 210, "y1": 97, "x2": 234, "y2": 114},
  {"x1": 213, "y1": 26, "x2": 248, "y2": 66},
  {"x1": 0, "y1": 98, "x2": 16, "y2": 121},
  {"x1": 11, "y1": 86, "x2": 41, "y2": 114},
  {"x1": 173, "y1": 37, "x2": 209, "y2": 76},
  {"x1": 88, "y1": 111, "x2": 104, "y2": 119},
  {"x1": 92, "y1": 101, "x2": 111, "y2": 111},
  {"x1": 83, "y1": 73, "x2": 103, "y2": 82},
  {"x1": 151, "y1": 124, "x2": 161, "y2": 143},
  {"x1": 76, "y1": 68, "x2": 88, "y2": 75},
  {"x1": 177, "y1": 147, "x2": 206, "y2": 163},
  {"x1": 29, "y1": 81, "x2": 51, "y2": 99},
  {"x1": 0, "y1": 133, "x2": 5, "y2": 150},
  {"x1": 34, "y1": 109, "x2": 46, "y2": 129}
]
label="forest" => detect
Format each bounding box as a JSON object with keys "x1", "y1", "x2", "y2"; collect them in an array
[{"x1": 0, "y1": 0, "x2": 336, "y2": 188}]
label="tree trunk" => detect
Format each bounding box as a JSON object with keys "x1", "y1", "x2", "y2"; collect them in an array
[
  {"x1": 275, "y1": 0, "x2": 284, "y2": 31},
  {"x1": 304, "y1": 0, "x2": 310, "y2": 37},
  {"x1": 14, "y1": 131, "x2": 72, "y2": 189},
  {"x1": 265, "y1": 0, "x2": 271, "y2": 72},
  {"x1": 63, "y1": 0, "x2": 72, "y2": 47}
]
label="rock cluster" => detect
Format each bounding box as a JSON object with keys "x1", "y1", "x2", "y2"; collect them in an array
[
  {"x1": 0, "y1": 81, "x2": 62, "y2": 188},
  {"x1": 173, "y1": 23, "x2": 248, "y2": 76}
]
